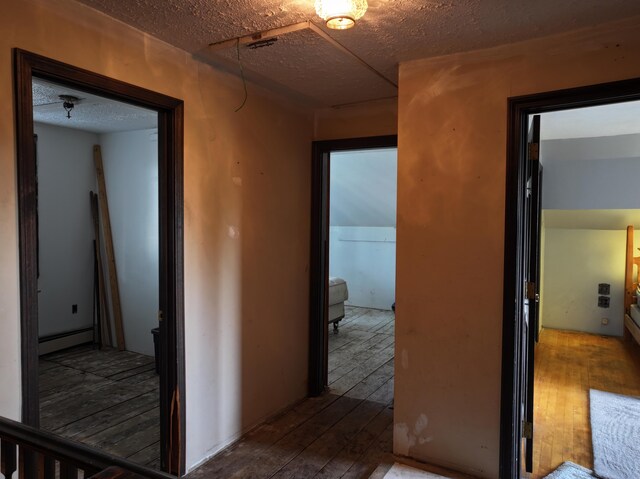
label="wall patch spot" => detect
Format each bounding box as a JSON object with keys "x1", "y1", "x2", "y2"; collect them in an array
[{"x1": 401, "y1": 349, "x2": 409, "y2": 369}]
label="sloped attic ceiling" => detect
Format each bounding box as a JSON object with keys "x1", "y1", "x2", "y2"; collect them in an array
[{"x1": 75, "y1": 0, "x2": 640, "y2": 106}]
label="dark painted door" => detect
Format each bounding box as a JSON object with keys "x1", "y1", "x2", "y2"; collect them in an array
[{"x1": 520, "y1": 114, "x2": 542, "y2": 474}]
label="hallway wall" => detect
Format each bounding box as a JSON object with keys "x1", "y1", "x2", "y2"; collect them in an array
[
  {"x1": 0, "y1": 0, "x2": 312, "y2": 470},
  {"x1": 396, "y1": 15, "x2": 640, "y2": 478}
]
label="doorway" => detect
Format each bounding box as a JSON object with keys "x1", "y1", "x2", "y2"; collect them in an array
[
  {"x1": 500, "y1": 77, "x2": 640, "y2": 479},
  {"x1": 14, "y1": 50, "x2": 185, "y2": 475},
  {"x1": 309, "y1": 135, "x2": 397, "y2": 397},
  {"x1": 533, "y1": 102, "x2": 640, "y2": 477}
]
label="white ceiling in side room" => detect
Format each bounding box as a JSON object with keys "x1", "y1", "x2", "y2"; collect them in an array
[
  {"x1": 73, "y1": 0, "x2": 640, "y2": 107},
  {"x1": 32, "y1": 78, "x2": 158, "y2": 134},
  {"x1": 540, "y1": 100, "x2": 640, "y2": 140}
]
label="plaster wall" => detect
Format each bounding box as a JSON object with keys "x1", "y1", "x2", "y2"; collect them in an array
[
  {"x1": 329, "y1": 147, "x2": 397, "y2": 309},
  {"x1": 99, "y1": 128, "x2": 159, "y2": 357},
  {"x1": 329, "y1": 227, "x2": 396, "y2": 310},
  {"x1": 0, "y1": 0, "x2": 312, "y2": 470},
  {"x1": 314, "y1": 98, "x2": 398, "y2": 140},
  {"x1": 35, "y1": 123, "x2": 97, "y2": 338},
  {"x1": 396, "y1": 16, "x2": 640, "y2": 478},
  {"x1": 541, "y1": 134, "x2": 640, "y2": 210},
  {"x1": 541, "y1": 158, "x2": 640, "y2": 210},
  {"x1": 541, "y1": 228, "x2": 625, "y2": 336}
]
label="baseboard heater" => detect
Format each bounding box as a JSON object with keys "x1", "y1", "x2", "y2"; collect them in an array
[{"x1": 38, "y1": 328, "x2": 94, "y2": 356}]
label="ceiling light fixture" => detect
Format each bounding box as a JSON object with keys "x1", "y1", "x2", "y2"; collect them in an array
[
  {"x1": 315, "y1": 0, "x2": 368, "y2": 30},
  {"x1": 59, "y1": 95, "x2": 79, "y2": 119}
]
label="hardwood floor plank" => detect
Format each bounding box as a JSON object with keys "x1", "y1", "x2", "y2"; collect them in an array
[
  {"x1": 39, "y1": 365, "x2": 105, "y2": 396},
  {"x1": 41, "y1": 379, "x2": 153, "y2": 431},
  {"x1": 108, "y1": 363, "x2": 156, "y2": 381},
  {"x1": 329, "y1": 330, "x2": 377, "y2": 354},
  {"x1": 269, "y1": 400, "x2": 388, "y2": 479},
  {"x1": 186, "y1": 306, "x2": 396, "y2": 479},
  {"x1": 53, "y1": 391, "x2": 159, "y2": 441},
  {"x1": 226, "y1": 396, "x2": 364, "y2": 479},
  {"x1": 313, "y1": 407, "x2": 393, "y2": 479},
  {"x1": 84, "y1": 408, "x2": 160, "y2": 457},
  {"x1": 330, "y1": 345, "x2": 395, "y2": 396},
  {"x1": 340, "y1": 422, "x2": 394, "y2": 479},
  {"x1": 329, "y1": 335, "x2": 394, "y2": 382},
  {"x1": 343, "y1": 360, "x2": 394, "y2": 401},
  {"x1": 39, "y1": 346, "x2": 160, "y2": 468},
  {"x1": 187, "y1": 394, "x2": 343, "y2": 479},
  {"x1": 532, "y1": 329, "x2": 640, "y2": 478}
]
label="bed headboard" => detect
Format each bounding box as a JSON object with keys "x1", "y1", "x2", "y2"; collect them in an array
[{"x1": 625, "y1": 225, "x2": 640, "y2": 313}]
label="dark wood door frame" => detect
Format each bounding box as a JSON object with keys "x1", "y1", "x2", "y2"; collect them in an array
[
  {"x1": 500, "y1": 76, "x2": 640, "y2": 478},
  {"x1": 13, "y1": 49, "x2": 186, "y2": 475},
  {"x1": 309, "y1": 135, "x2": 398, "y2": 396}
]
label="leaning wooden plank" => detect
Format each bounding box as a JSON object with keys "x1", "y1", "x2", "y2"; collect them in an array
[
  {"x1": 91, "y1": 191, "x2": 113, "y2": 348},
  {"x1": 94, "y1": 146, "x2": 125, "y2": 351}
]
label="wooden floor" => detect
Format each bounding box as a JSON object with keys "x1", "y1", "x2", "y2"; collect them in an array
[
  {"x1": 532, "y1": 328, "x2": 640, "y2": 478},
  {"x1": 39, "y1": 344, "x2": 161, "y2": 468},
  {"x1": 188, "y1": 306, "x2": 395, "y2": 479}
]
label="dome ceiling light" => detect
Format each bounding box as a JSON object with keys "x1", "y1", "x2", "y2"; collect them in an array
[{"x1": 315, "y1": 0, "x2": 368, "y2": 30}]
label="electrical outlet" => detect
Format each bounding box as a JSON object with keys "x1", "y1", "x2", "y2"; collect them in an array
[
  {"x1": 597, "y1": 296, "x2": 610, "y2": 308},
  {"x1": 601, "y1": 318, "x2": 609, "y2": 325},
  {"x1": 72, "y1": 304, "x2": 78, "y2": 314},
  {"x1": 598, "y1": 283, "x2": 610, "y2": 295}
]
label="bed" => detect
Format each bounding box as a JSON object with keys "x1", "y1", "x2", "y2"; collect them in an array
[
  {"x1": 328, "y1": 277, "x2": 349, "y2": 332},
  {"x1": 624, "y1": 226, "x2": 640, "y2": 345}
]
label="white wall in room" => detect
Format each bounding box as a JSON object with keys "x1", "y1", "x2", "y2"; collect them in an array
[
  {"x1": 99, "y1": 128, "x2": 158, "y2": 356},
  {"x1": 330, "y1": 148, "x2": 397, "y2": 227},
  {"x1": 541, "y1": 227, "x2": 626, "y2": 336},
  {"x1": 35, "y1": 122, "x2": 97, "y2": 338},
  {"x1": 329, "y1": 227, "x2": 396, "y2": 310},
  {"x1": 329, "y1": 148, "x2": 397, "y2": 310},
  {"x1": 540, "y1": 134, "x2": 640, "y2": 210}
]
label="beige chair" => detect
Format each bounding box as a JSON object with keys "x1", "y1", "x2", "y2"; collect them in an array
[{"x1": 328, "y1": 277, "x2": 349, "y2": 332}]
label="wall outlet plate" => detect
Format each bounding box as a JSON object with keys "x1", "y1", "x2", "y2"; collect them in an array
[
  {"x1": 597, "y1": 296, "x2": 610, "y2": 308},
  {"x1": 598, "y1": 283, "x2": 610, "y2": 295}
]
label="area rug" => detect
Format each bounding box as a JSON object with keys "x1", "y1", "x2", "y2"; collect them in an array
[
  {"x1": 381, "y1": 463, "x2": 447, "y2": 479},
  {"x1": 590, "y1": 389, "x2": 640, "y2": 479},
  {"x1": 543, "y1": 462, "x2": 593, "y2": 479}
]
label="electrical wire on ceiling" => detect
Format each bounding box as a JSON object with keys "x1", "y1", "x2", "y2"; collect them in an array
[
  {"x1": 209, "y1": 21, "x2": 398, "y2": 91},
  {"x1": 235, "y1": 38, "x2": 248, "y2": 113}
]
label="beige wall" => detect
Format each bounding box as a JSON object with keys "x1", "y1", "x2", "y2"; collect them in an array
[
  {"x1": 395, "y1": 17, "x2": 640, "y2": 477},
  {"x1": 541, "y1": 228, "x2": 626, "y2": 336},
  {"x1": 0, "y1": 0, "x2": 312, "y2": 470},
  {"x1": 314, "y1": 98, "x2": 398, "y2": 140}
]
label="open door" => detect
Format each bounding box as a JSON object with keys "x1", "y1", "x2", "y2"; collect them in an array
[{"x1": 520, "y1": 114, "x2": 542, "y2": 474}]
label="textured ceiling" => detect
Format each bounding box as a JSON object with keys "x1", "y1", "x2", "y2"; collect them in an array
[
  {"x1": 74, "y1": 0, "x2": 640, "y2": 106},
  {"x1": 33, "y1": 78, "x2": 157, "y2": 133}
]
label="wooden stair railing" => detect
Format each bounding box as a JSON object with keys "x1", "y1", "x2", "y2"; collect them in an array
[{"x1": 0, "y1": 416, "x2": 175, "y2": 479}]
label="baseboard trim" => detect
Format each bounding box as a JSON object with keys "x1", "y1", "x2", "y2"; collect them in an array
[{"x1": 39, "y1": 328, "x2": 94, "y2": 355}]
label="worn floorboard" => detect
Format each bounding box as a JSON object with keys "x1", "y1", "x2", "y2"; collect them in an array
[
  {"x1": 532, "y1": 328, "x2": 640, "y2": 478},
  {"x1": 188, "y1": 306, "x2": 396, "y2": 479},
  {"x1": 39, "y1": 345, "x2": 160, "y2": 468}
]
